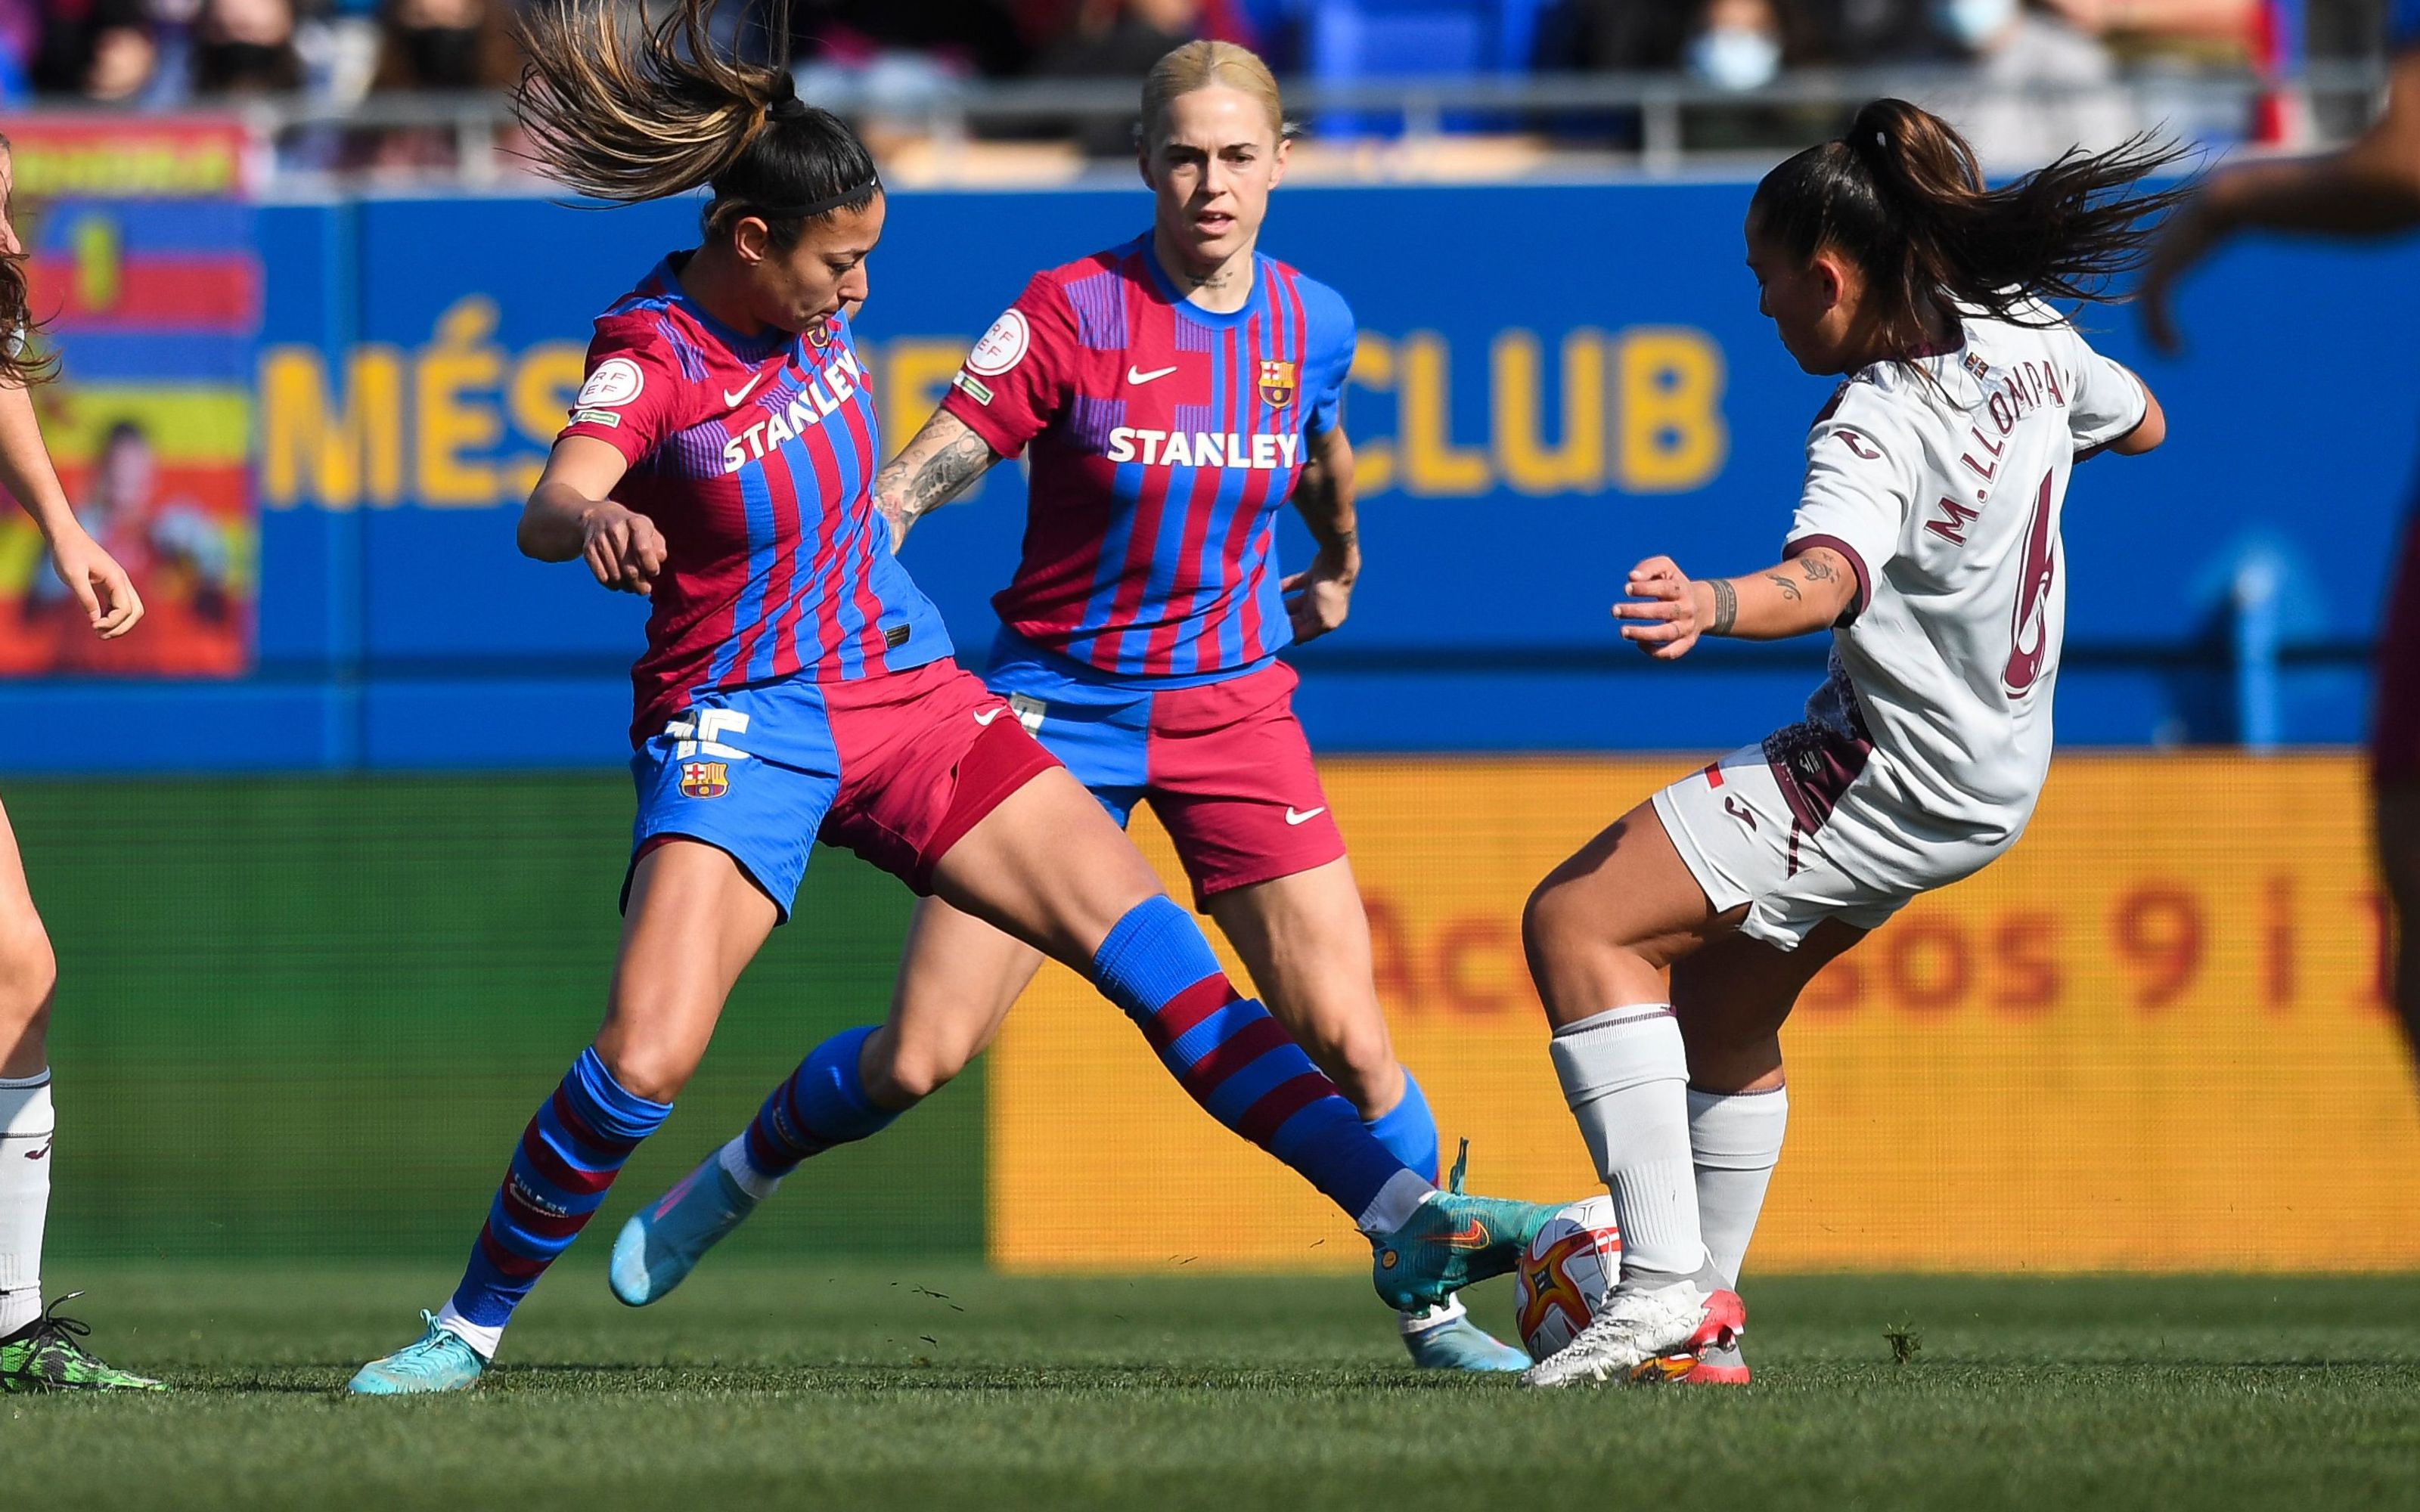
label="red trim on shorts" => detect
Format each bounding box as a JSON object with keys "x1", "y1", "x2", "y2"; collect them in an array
[
  {"x1": 911, "y1": 714, "x2": 1062, "y2": 892},
  {"x1": 619, "y1": 832, "x2": 782, "y2": 919}
]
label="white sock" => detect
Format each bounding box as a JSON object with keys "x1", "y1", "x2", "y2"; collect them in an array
[
  {"x1": 433, "y1": 1300, "x2": 501, "y2": 1362},
  {"x1": 1355, "y1": 1168, "x2": 1437, "y2": 1235},
  {"x1": 1687, "y1": 1083, "x2": 1788, "y2": 1290},
  {"x1": 1396, "y1": 1291, "x2": 1469, "y2": 1336},
  {"x1": 717, "y1": 1136, "x2": 780, "y2": 1204},
  {"x1": 1550, "y1": 1006, "x2": 1707, "y2": 1284},
  {"x1": 0, "y1": 1070, "x2": 54, "y2": 1337}
]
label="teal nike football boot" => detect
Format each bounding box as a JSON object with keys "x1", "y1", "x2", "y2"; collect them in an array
[
  {"x1": 346, "y1": 1312, "x2": 486, "y2": 1396},
  {"x1": 1369, "y1": 1144, "x2": 1559, "y2": 1312},
  {"x1": 610, "y1": 1151, "x2": 760, "y2": 1306}
]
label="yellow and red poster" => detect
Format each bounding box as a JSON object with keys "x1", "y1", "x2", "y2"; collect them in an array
[
  {"x1": 990, "y1": 754, "x2": 2416, "y2": 1275},
  {"x1": 0, "y1": 123, "x2": 256, "y2": 678}
]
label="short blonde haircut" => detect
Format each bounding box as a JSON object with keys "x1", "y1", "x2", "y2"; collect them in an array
[{"x1": 1140, "y1": 41, "x2": 1285, "y2": 150}]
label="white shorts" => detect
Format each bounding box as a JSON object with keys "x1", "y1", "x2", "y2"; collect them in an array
[{"x1": 1649, "y1": 745, "x2": 1913, "y2": 951}]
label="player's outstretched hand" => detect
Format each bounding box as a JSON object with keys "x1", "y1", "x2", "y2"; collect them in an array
[
  {"x1": 51, "y1": 529, "x2": 144, "y2": 640},
  {"x1": 582, "y1": 503, "x2": 668, "y2": 596},
  {"x1": 1282, "y1": 553, "x2": 1355, "y2": 643},
  {"x1": 1614, "y1": 555, "x2": 1702, "y2": 661},
  {"x1": 2138, "y1": 195, "x2": 2216, "y2": 357}
]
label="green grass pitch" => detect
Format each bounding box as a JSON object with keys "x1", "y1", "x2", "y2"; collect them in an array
[{"x1": 8, "y1": 1264, "x2": 2419, "y2": 1510}]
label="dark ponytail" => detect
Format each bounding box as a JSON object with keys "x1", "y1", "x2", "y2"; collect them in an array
[
  {"x1": 510, "y1": 0, "x2": 879, "y2": 250},
  {"x1": 0, "y1": 134, "x2": 58, "y2": 388},
  {"x1": 1751, "y1": 99, "x2": 2192, "y2": 358}
]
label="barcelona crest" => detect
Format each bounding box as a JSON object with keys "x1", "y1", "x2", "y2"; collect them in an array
[
  {"x1": 1257, "y1": 358, "x2": 1298, "y2": 408},
  {"x1": 679, "y1": 761, "x2": 730, "y2": 799}
]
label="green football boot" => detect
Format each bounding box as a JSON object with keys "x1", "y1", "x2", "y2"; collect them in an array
[
  {"x1": 1368, "y1": 1144, "x2": 1559, "y2": 1313},
  {"x1": 0, "y1": 1294, "x2": 166, "y2": 1392}
]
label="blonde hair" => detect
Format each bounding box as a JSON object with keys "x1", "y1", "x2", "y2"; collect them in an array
[{"x1": 1140, "y1": 41, "x2": 1286, "y2": 150}]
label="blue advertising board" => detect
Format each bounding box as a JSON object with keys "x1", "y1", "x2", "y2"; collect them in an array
[{"x1": 3, "y1": 180, "x2": 2414, "y2": 770}]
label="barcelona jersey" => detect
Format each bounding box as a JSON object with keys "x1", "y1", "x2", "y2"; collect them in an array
[
  {"x1": 939, "y1": 235, "x2": 1356, "y2": 685},
  {"x1": 559, "y1": 256, "x2": 951, "y2": 742}
]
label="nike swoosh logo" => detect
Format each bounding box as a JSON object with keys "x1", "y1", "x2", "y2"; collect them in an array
[
  {"x1": 23, "y1": 1139, "x2": 48, "y2": 1160},
  {"x1": 1127, "y1": 364, "x2": 1178, "y2": 386},
  {"x1": 1284, "y1": 806, "x2": 1326, "y2": 826},
  {"x1": 1418, "y1": 1219, "x2": 1491, "y2": 1252},
  {"x1": 724, "y1": 372, "x2": 766, "y2": 407},
  {"x1": 973, "y1": 707, "x2": 1008, "y2": 727}
]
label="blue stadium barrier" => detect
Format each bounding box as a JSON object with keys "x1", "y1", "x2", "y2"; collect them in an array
[{"x1": 1, "y1": 180, "x2": 2413, "y2": 772}]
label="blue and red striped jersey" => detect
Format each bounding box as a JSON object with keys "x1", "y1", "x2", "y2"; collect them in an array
[
  {"x1": 559, "y1": 256, "x2": 951, "y2": 743},
  {"x1": 939, "y1": 235, "x2": 1355, "y2": 685}
]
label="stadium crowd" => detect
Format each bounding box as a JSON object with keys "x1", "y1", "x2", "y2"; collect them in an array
[{"x1": 0, "y1": 2, "x2": 2393, "y2": 169}]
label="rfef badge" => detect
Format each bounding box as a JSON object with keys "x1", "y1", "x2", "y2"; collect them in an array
[
  {"x1": 679, "y1": 761, "x2": 730, "y2": 799},
  {"x1": 1256, "y1": 359, "x2": 1297, "y2": 408}
]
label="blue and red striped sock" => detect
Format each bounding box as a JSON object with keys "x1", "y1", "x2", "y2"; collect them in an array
[
  {"x1": 438, "y1": 1046, "x2": 669, "y2": 1356},
  {"x1": 737, "y1": 1024, "x2": 899, "y2": 1184},
  {"x1": 1091, "y1": 897, "x2": 1429, "y2": 1231}
]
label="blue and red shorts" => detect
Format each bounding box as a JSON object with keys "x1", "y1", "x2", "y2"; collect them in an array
[
  {"x1": 625, "y1": 657, "x2": 1058, "y2": 919},
  {"x1": 985, "y1": 631, "x2": 1347, "y2": 906}
]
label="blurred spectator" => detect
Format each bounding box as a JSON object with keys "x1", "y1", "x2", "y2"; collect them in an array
[
  {"x1": 85, "y1": 14, "x2": 161, "y2": 100},
  {"x1": 795, "y1": 0, "x2": 1032, "y2": 81},
  {"x1": 369, "y1": 0, "x2": 518, "y2": 92},
  {"x1": 1037, "y1": 0, "x2": 1202, "y2": 79},
  {"x1": 1031, "y1": 0, "x2": 1204, "y2": 155},
  {"x1": 32, "y1": 0, "x2": 160, "y2": 101},
  {"x1": 193, "y1": 0, "x2": 302, "y2": 94},
  {"x1": 1685, "y1": 0, "x2": 1817, "y2": 89},
  {"x1": 1922, "y1": 0, "x2": 2139, "y2": 167},
  {"x1": 1798, "y1": 0, "x2": 1932, "y2": 61},
  {"x1": 1682, "y1": 0, "x2": 1834, "y2": 150}
]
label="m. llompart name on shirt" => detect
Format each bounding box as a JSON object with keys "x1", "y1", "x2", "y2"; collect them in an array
[
  {"x1": 718, "y1": 346, "x2": 868, "y2": 472},
  {"x1": 1102, "y1": 427, "x2": 1303, "y2": 469}
]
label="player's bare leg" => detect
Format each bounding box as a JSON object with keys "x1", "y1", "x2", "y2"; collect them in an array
[
  {"x1": 0, "y1": 797, "x2": 159, "y2": 1393},
  {"x1": 359, "y1": 841, "x2": 776, "y2": 1391},
  {"x1": 1519, "y1": 801, "x2": 1745, "y2": 1387},
  {"x1": 2377, "y1": 782, "x2": 2420, "y2": 1077},
  {"x1": 865, "y1": 899, "x2": 1041, "y2": 1107},
  {"x1": 613, "y1": 892, "x2": 1036, "y2": 1306},
  {"x1": 1208, "y1": 858, "x2": 1527, "y2": 1368},
  {"x1": 1656, "y1": 922, "x2": 1863, "y2": 1385},
  {"x1": 1208, "y1": 860, "x2": 1402, "y2": 1118}
]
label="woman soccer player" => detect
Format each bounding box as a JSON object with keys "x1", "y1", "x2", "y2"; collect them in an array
[
  {"x1": 1516, "y1": 100, "x2": 2177, "y2": 1389},
  {"x1": 346, "y1": 0, "x2": 1547, "y2": 1396},
  {"x1": 610, "y1": 39, "x2": 1525, "y2": 1373},
  {"x1": 0, "y1": 135, "x2": 157, "y2": 1393},
  {"x1": 2140, "y1": 2, "x2": 2420, "y2": 1074}
]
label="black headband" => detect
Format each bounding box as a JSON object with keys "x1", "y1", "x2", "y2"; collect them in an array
[{"x1": 747, "y1": 175, "x2": 882, "y2": 220}]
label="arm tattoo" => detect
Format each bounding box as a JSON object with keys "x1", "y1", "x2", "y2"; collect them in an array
[
  {"x1": 1764, "y1": 573, "x2": 1803, "y2": 603},
  {"x1": 1797, "y1": 554, "x2": 1838, "y2": 584},
  {"x1": 876, "y1": 420, "x2": 998, "y2": 541},
  {"x1": 1708, "y1": 577, "x2": 1738, "y2": 636}
]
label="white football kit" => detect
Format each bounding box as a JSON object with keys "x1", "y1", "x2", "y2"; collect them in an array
[{"x1": 1655, "y1": 305, "x2": 2149, "y2": 948}]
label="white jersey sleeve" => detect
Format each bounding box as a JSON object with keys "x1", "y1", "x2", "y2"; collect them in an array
[
  {"x1": 1786, "y1": 380, "x2": 1920, "y2": 620},
  {"x1": 2059, "y1": 330, "x2": 2148, "y2": 454}
]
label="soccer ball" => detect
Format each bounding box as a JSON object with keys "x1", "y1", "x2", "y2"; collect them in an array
[{"x1": 1511, "y1": 1196, "x2": 1621, "y2": 1362}]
